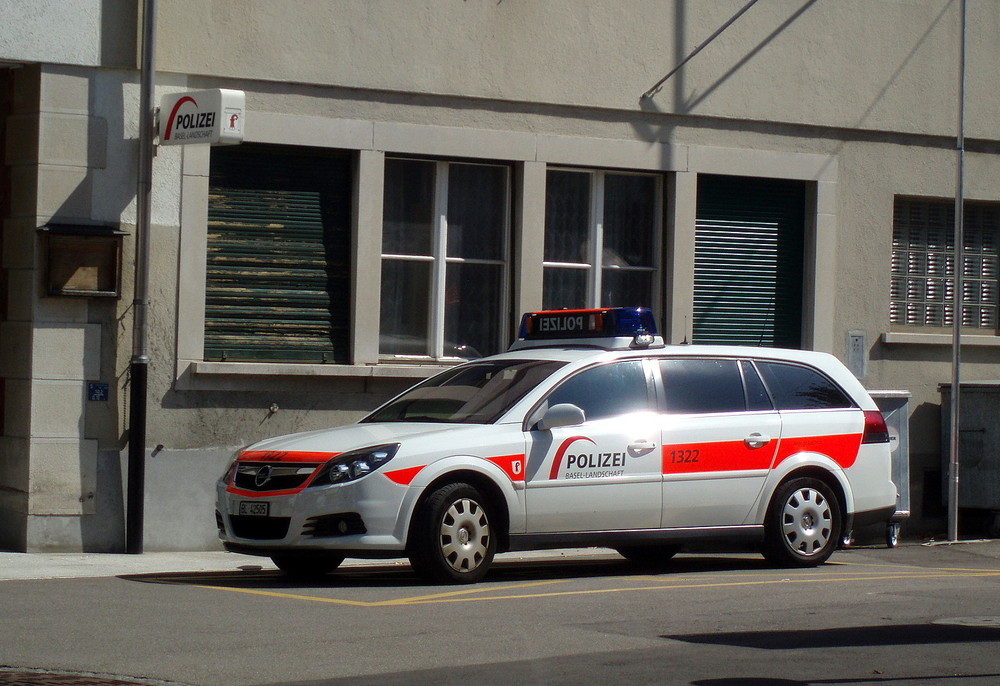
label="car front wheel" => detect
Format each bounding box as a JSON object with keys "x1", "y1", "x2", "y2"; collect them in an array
[
  {"x1": 408, "y1": 482, "x2": 497, "y2": 584},
  {"x1": 762, "y1": 477, "x2": 841, "y2": 567}
]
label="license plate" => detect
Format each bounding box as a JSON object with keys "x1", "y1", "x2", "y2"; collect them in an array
[{"x1": 239, "y1": 501, "x2": 270, "y2": 517}]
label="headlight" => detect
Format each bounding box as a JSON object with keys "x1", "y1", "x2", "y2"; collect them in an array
[
  {"x1": 219, "y1": 453, "x2": 240, "y2": 484},
  {"x1": 308, "y1": 444, "x2": 400, "y2": 487}
]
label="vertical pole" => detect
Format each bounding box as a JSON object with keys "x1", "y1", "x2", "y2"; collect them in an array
[
  {"x1": 127, "y1": 0, "x2": 157, "y2": 554},
  {"x1": 947, "y1": 0, "x2": 967, "y2": 543}
]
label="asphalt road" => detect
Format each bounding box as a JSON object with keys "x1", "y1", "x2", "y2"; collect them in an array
[{"x1": 1, "y1": 541, "x2": 999, "y2": 686}]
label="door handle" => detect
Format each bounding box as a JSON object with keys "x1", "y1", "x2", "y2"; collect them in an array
[
  {"x1": 744, "y1": 433, "x2": 771, "y2": 449},
  {"x1": 627, "y1": 439, "x2": 657, "y2": 458}
]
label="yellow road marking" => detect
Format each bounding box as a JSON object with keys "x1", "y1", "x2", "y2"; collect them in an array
[
  {"x1": 398, "y1": 570, "x2": 1000, "y2": 605},
  {"x1": 192, "y1": 578, "x2": 567, "y2": 607},
  {"x1": 189, "y1": 566, "x2": 1000, "y2": 607}
]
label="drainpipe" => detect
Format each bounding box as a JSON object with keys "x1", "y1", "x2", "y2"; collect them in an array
[
  {"x1": 947, "y1": 0, "x2": 967, "y2": 543},
  {"x1": 127, "y1": 0, "x2": 157, "y2": 554}
]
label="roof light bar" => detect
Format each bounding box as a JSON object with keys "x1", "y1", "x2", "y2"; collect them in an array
[{"x1": 512, "y1": 307, "x2": 661, "y2": 350}]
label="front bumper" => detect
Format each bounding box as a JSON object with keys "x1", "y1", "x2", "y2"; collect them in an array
[{"x1": 215, "y1": 472, "x2": 413, "y2": 556}]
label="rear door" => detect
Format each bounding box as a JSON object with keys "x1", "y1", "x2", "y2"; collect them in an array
[
  {"x1": 754, "y1": 360, "x2": 864, "y2": 470},
  {"x1": 657, "y1": 358, "x2": 782, "y2": 527}
]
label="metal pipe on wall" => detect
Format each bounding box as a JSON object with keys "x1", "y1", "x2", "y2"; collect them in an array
[
  {"x1": 947, "y1": 0, "x2": 967, "y2": 543},
  {"x1": 127, "y1": 0, "x2": 157, "y2": 554}
]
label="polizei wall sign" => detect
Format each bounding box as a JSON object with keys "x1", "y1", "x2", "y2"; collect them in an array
[{"x1": 158, "y1": 89, "x2": 245, "y2": 146}]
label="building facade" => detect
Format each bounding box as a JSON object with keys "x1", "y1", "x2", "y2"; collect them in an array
[{"x1": 2, "y1": 0, "x2": 999, "y2": 551}]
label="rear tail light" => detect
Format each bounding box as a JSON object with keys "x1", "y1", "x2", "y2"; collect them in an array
[{"x1": 862, "y1": 410, "x2": 890, "y2": 444}]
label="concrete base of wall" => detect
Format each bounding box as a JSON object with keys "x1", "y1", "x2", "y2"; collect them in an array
[
  {"x1": 0, "y1": 446, "x2": 234, "y2": 552},
  {"x1": 139, "y1": 446, "x2": 233, "y2": 552}
]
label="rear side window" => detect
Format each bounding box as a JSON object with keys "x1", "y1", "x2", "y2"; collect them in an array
[
  {"x1": 659, "y1": 359, "x2": 745, "y2": 413},
  {"x1": 544, "y1": 360, "x2": 651, "y2": 421},
  {"x1": 755, "y1": 361, "x2": 854, "y2": 410},
  {"x1": 741, "y1": 360, "x2": 774, "y2": 411}
]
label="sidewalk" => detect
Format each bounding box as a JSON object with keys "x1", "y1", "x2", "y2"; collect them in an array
[
  {"x1": 0, "y1": 547, "x2": 619, "y2": 581},
  {"x1": 0, "y1": 551, "x2": 275, "y2": 581}
]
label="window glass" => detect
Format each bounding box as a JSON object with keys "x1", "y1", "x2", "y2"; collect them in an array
[
  {"x1": 741, "y1": 360, "x2": 774, "y2": 411},
  {"x1": 382, "y1": 159, "x2": 434, "y2": 256},
  {"x1": 659, "y1": 359, "x2": 745, "y2": 413},
  {"x1": 379, "y1": 261, "x2": 430, "y2": 356},
  {"x1": 544, "y1": 361, "x2": 651, "y2": 422},
  {"x1": 601, "y1": 269, "x2": 654, "y2": 309},
  {"x1": 364, "y1": 360, "x2": 566, "y2": 424},
  {"x1": 604, "y1": 173, "x2": 657, "y2": 268},
  {"x1": 543, "y1": 268, "x2": 588, "y2": 311},
  {"x1": 444, "y1": 262, "x2": 502, "y2": 359},
  {"x1": 545, "y1": 170, "x2": 591, "y2": 264},
  {"x1": 891, "y1": 198, "x2": 999, "y2": 328},
  {"x1": 755, "y1": 361, "x2": 853, "y2": 410},
  {"x1": 543, "y1": 169, "x2": 660, "y2": 311},
  {"x1": 381, "y1": 159, "x2": 510, "y2": 359},
  {"x1": 447, "y1": 164, "x2": 507, "y2": 260}
]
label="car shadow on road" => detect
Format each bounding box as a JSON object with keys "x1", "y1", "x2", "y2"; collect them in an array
[
  {"x1": 665, "y1": 622, "x2": 1000, "y2": 650},
  {"x1": 117, "y1": 553, "x2": 778, "y2": 590}
]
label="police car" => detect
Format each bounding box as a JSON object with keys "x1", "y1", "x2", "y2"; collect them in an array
[{"x1": 216, "y1": 308, "x2": 897, "y2": 583}]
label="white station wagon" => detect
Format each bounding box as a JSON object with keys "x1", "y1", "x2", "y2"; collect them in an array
[{"x1": 216, "y1": 308, "x2": 897, "y2": 583}]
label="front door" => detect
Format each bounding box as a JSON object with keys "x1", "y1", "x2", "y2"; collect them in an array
[{"x1": 524, "y1": 360, "x2": 662, "y2": 533}]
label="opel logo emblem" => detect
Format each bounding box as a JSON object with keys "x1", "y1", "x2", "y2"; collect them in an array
[{"x1": 254, "y1": 465, "x2": 273, "y2": 487}]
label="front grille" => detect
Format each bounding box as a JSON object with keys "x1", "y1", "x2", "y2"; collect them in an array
[
  {"x1": 229, "y1": 515, "x2": 291, "y2": 540},
  {"x1": 233, "y1": 462, "x2": 321, "y2": 492},
  {"x1": 303, "y1": 512, "x2": 367, "y2": 538}
]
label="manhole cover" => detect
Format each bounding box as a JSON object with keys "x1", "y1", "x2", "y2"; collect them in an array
[
  {"x1": 0, "y1": 669, "x2": 191, "y2": 686},
  {"x1": 933, "y1": 616, "x2": 1000, "y2": 627}
]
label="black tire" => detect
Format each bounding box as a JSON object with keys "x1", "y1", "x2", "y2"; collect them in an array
[
  {"x1": 408, "y1": 482, "x2": 497, "y2": 584},
  {"x1": 616, "y1": 544, "x2": 681, "y2": 569},
  {"x1": 270, "y1": 554, "x2": 345, "y2": 578},
  {"x1": 762, "y1": 477, "x2": 841, "y2": 567}
]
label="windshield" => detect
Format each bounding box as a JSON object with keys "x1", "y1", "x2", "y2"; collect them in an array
[{"x1": 362, "y1": 359, "x2": 566, "y2": 424}]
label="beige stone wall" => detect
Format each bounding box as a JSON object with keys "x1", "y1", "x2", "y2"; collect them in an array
[
  {"x1": 157, "y1": 0, "x2": 997, "y2": 138},
  {"x1": 0, "y1": 66, "x2": 120, "y2": 551}
]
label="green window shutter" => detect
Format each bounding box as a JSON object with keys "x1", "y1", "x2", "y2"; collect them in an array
[
  {"x1": 694, "y1": 175, "x2": 805, "y2": 348},
  {"x1": 206, "y1": 145, "x2": 352, "y2": 363}
]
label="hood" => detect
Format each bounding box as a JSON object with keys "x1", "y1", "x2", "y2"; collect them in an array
[{"x1": 244, "y1": 422, "x2": 480, "y2": 455}]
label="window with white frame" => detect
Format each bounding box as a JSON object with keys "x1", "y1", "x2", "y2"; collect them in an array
[
  {"x1": 891, "y1": 198, "x2": 999, "y2": 329},
  {"x1": 543, "y1": 169, "x2": 661, "y2": 311},
  {"x1": 380, "y1": 158, "x2": 511, "y2": 360}
]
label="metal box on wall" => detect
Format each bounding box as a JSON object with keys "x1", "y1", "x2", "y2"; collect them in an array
[
  {"x1": 872, "y1": 391, "x2": 912, "y2": 525},
  {"x1": 940, "y1": 382, "x2": 1000, "y2": 535}
]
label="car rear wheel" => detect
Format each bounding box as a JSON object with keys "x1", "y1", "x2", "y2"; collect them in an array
[
  {"x1": 270, "y1": 554, "x2": 345, "y2": 578},
  {"x1": 408, "y1": 482, "x2": 497, "y2": 584},
  {"x1": 762, "y1": 477, "x2": 841, "y2": 567},
  {"x1": 616, "y1": 544, "x2": 681, "y2": 569}
]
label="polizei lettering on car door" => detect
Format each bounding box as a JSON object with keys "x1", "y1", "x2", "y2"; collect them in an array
[{"x1": 550, "y1": 436, "x2": 628, "y2": 479}]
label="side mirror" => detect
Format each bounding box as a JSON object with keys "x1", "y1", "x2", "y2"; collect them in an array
[{"x1": 536, "y1": 403, "x2": 586, "y2": 431}]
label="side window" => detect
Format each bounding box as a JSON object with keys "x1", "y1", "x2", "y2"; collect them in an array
[
  {"x1": 659, "y1": 359, "x2": 745, "y2": 413},
  {"x1": 545, "y1": 360, "x2": 651, "y2": 422},
  {"x1": 741, "y1": 360, "x2": 774, "y2": 411},
  {"x1": 755, "y1": 361, "x2": 854, "y2": 410}
]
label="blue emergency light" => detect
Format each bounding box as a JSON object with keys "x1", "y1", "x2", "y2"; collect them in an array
[{"x1": 515, "y1": 307, "x2": 659, "y2": 348}]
